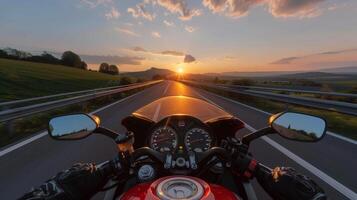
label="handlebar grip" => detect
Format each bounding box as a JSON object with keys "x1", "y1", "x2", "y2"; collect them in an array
[{"x1": 97, "y1": 158, "x2": 123, "y2": 178}]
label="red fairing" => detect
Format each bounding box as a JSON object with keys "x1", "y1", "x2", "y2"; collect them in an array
[{"x1": 119, "y1": 176, "x2": 239, "y2": 200}]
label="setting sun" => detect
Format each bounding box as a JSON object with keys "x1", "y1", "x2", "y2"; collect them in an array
[{"x1": 177, "y1": 67, "x2": 184, "y2": 74}]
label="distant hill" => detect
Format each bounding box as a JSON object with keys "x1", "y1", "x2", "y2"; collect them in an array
[
  {"x1": 275, "y1": 71, "x2": 355, "y2": 80},
  {"x1": 219, "y1": 71, "x2": 300, "y2": 77},
  {"x1": 318, "y1": 66, "x2": 357, "y2": 74},
  {"x1": 122, "y1": 67, "x2": 175, "y2": 79},
  {"x1": 202, "y1": 66, "x2": 357, "y2": 78}
]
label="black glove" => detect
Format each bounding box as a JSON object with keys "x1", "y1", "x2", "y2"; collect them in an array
[
  {"x1": 19, "y1": 163, "x2": 110, "y2": 200},
  {"x1": 222, "y1": 137, "x2": 257, "y2": 179},
  {"x1": 256, "y1": 166, "x2": 326, "y2": 200}
]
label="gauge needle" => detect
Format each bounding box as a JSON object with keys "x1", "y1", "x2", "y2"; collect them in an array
[
  {"x1": 190, "y1": 139, "x2": 204, "y2": 143},
  {"x1": 155, "y1": 137, "x2": 172, "y2": 143}
]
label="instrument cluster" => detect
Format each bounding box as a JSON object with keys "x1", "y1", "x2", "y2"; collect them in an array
[{"x1": 149, "y1": 116, "x2": 213, "y2": 153}]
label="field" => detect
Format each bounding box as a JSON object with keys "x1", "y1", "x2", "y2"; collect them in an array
[{"x1": 0, "y1": 58, "x2": 122, "y2": 101}]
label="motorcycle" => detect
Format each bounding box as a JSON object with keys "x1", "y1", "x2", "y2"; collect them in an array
[{"x1": 47, "y1": 96, "x2": 327, "y2": 200}]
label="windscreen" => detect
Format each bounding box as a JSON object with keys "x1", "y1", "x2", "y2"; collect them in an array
[{"x1": 133, "y1": 96, "x2": 233, "y2": 123}]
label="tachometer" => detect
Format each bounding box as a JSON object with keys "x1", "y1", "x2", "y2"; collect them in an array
[
  {"x1": 150, "y1": 126, "x2": 177, "y2": 152},
  {"x1": 185, "y1": 128, "x2": 212, "y2": 152}
]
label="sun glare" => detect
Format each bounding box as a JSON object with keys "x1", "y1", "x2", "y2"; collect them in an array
[{"x1": 177, "y1": 67, "x2": 184, "y2": 74}]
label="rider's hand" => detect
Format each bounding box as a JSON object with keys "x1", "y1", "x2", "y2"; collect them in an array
[
  {"x1": 222, "y1": 137, "x2": 257, "y2": 179},
  {"x1": 19, "y1": 163, "x2": 110, "y2": 200},
  {"x1": 256, "y1": 166, "x2": 326, "y2": 200}
]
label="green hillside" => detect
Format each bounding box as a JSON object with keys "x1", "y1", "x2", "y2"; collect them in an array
[{"x1": 0, "y1": 58, "x2": 121, "y2": 101}]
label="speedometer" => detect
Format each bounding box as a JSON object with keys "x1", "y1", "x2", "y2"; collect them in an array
[
  {"x1": 185, "y1": 128, "x2": 212, "y2": 152},
  {"x1": 150, "y1": 126, "x2": 177, "y2": 152}
]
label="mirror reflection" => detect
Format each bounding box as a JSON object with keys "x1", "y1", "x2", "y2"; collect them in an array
[
  {"x1": 271, "y1": 112, "x2": 326, "y2": 142},
  {"x1": 48, "y1": 114, "x2": 97, "y2": 140}
]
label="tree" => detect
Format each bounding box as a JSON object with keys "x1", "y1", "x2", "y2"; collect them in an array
[
  {"x1": 108, "y1": 64, "x2": 119, "y2": 75},
  {"x1": 26, "y1": 52, "x2": 60, "y2": 64},
  {"x1": 0, "y1": 50, "x2": 8, "y2": 58},
  {"x1": 61, "y1": 51, "x2": 82, "y2": 68},
  {"x1": 99, "y1": 63, "x2": 119, "y2": 75},
  {"x1": 80, "y1": 61, "x2": 88, "y2": 70},
  {"x1": 99, "y1": 63, "x2": 109, "y2": 73},
  {"x1": 120, "y1": 76, "x2": 133, "y2": 85},
  {"x1": 232, "y1": 78, "x2": 254, "y2": 86}
]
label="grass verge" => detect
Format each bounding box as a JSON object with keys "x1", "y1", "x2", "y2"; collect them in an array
[
  {"x1": 190, "y1": 84, "x2": 357, "y2": 140},
  {"x1": 0, "y1": 58, "x2": 123, "y2": 101}
]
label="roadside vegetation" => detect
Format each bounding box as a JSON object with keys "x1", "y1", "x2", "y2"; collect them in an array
[
  {"x1": 0, "y1": 58, "x2": 138, "y2": 101},
  {"x1": 207, "y1": 77, "x2": 357, "y2": 104},
  {"x1": 0, "y1": 85, "x2": 154, "y2": 148},
  {"x1": 188, "y1": 83, "x2": 357, "y2": 140}
]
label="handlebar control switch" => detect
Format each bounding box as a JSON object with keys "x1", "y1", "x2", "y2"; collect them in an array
[
  {"x1": 188, "y1": 151, "x2": 197, "y2": 170},
  {"x1": 137, "y1": 164, "x2": 155, "y2": 182},
  {"x1": 175, "y1": 157, "x2": 187, "y2": 168}
]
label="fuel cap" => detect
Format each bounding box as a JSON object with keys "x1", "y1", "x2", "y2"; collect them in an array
[{"x1": 156, "y1": 177, "x2": 204, "y2": 200}]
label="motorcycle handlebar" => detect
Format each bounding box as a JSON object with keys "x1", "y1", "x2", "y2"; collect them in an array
[
  {"x1": 131, "y1": 147, "x2": 165, "y2": 163},
  {"x1": 197, "y1": 147, "x2": 230, "y2": 165}
]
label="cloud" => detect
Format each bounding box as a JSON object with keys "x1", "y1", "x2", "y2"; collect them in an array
[
  {"x1": 151, "y1": 31, "x2": 161, "y2": 38},
  {"x1": 319, "y1": 49, "x2": 357, "y2": 55},
  {"x1": 184, "y1": 54, "x2": 196, "y2": 63},
  {"x1": 202, "y1": 0, "x2": 326, "y2": 18},
  {"x1": 271, "y1": 56, "x2": 299, "y2": 64},
  {"x1": 161, "y1": 50, "x2": 185, "y2": 56},
  {"x1": 163, "y1": 20, "x2": 175, "y2": 27},
  {"x1": 202, "y1": 0, "x2": 263, "y2": 18},
  {"x1": 129, "y1": 47, "x2": 185, "y2": 56},
  {"x1": 115, "y1": 27, "x2": 140, "y2": 37},
  {"x1": 80, "y1": 54, "x2": 145, "y2": 65},
  {"x1": 105, "y1": 7, "x2": 120, "y2": 19},
  {"x1": 132, "y1": 46, "x2": 147, "y2": 52},
  {"x1": 156, "y1": 0, "x2": 202, "y2": 20},
  {"x1": 269, "y1": 0, "x2": 324, "y2": 18},
  {"x1": 185, "y1": 26, "x2": 195, "y2": 33},
  {"x1": 202, "y1": 0, "x2": 227, "y2": 13},
  {"x1": 127, "y1": 3, "x2": 156, "y2": 21},
  {"x1": 271, "y1": 48, "x2": 357, "y2": 64}
]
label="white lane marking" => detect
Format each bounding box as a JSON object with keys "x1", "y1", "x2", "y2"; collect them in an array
[
  {"x1": 198, "y1": 88, "x2": 357, "y2": 145},
  {"x1": 0, "y1": 89, "x2": 151, "y2": 157},
  {"x1": 0, "y1": 132, "x2": 47, "y2": 157},
  {"x1": 153, "y1": 103, "x2": 162, "y2": 122},
  {"x1": 261, "y1": 135, "x2": 357, "y2": 200},
  {"x1": 194, "y1": 89, "x2": 357, "y2": 200},
  {"x1": 163, "y1": 81, "x2": 171, "y2": 95},
  {"x1": 326, "y1": 131, "x2": 357, "y2": 145}
]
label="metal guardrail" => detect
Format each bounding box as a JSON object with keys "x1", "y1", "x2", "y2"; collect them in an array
[
  {"x1": 0, "y1": 81, "x2": 161, "y2": 122},
  {"x1": 183, "y1": 81, "x2": 357, "y2": 116},
  {"x1": 0, "y1": 82, "x2": 145, "y2": 107},
  {"x1": 222, "y1": 84, "x2": 357, "y2": 98}
]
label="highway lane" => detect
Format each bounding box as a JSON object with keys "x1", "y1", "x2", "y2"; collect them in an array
[
  {"x1": 0, "y1": 80, "x2": 356, "y2": 199},
  {"x1": 177, "y1": 82, "x2": 356, "y2": 200},
  {"x1": 0, "y1": 82, "x2": 169, "y2": 199}
]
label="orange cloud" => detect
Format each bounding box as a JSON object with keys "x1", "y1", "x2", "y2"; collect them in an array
[{"x1": 202, "y1": 0, "x2": 326, "y2": 18}]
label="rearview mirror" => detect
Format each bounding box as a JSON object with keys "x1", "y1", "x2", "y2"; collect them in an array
[
  {"x1": 270, "y1": 112, "x2": 326, "y2": 142},
  {"x1": 48, "y1": 114, "x2": 99, "y2": 140}
]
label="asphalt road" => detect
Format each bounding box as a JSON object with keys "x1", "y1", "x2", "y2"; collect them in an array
[{"x1": 0, "y1": 81, "x2": 356, "y2": 199}]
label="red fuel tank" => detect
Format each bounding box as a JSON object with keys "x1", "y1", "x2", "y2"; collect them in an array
[{"x1": 119, "y1": 176, "x2": 240, "y2": 200}]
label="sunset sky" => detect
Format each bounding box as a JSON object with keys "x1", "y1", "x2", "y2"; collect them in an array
[{"x1": 1, "y1": 0, "x2": 357, "y2": 73}]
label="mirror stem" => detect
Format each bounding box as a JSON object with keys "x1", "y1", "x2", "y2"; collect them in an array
[
  {"x1": 94, "y1": 127, "x2": 119, "y2": 140},
  {"x1": 242, "y1": 127, "x2": 276, "y2": 145}
]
